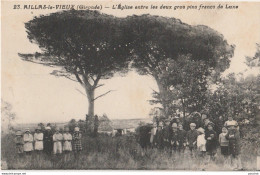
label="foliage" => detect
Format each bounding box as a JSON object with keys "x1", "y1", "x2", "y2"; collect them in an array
[
  {"x1": 37, "y1": 123, "x2": 45, "y2": 131},
  {"x1": 1, "y1": 100, "x2": 16, "y2": 134},
  {"x1": 126, "y1": 14, "x2": 234, "y2": 115},
  {"x1": 150, "y1": 56, "x2": 210, "y2": 118},
  {"x1": 205, "y1": 73, "x2": 260, "y2": 122},
  {"x1": 245, "y1": 43, "x2": 260, "y2": 68},
  {"x1": 67, "y1": 119, "x2": 77, "y2": 132}
]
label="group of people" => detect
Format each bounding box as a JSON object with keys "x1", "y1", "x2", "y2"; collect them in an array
[
  {"x1": 148, "y1": 114, "x2": 242, "y2": 168},
  {"x1": 15, "y1": 125, "x2": 82, "y2": 156}
]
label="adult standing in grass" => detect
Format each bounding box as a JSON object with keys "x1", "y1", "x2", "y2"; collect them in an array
[
  {"x1": 154, "y1": 122, "x2": 164, "y2": 150},
  {"x1": 73, "y1": 127, "x2": 82, "y2": 155},
  {"x1": 23, "y1": 128, "x2": 34, "y2": 155},
  {"x1": 215, "y1": 116, "x2": 225, "y2": 136},
  {"x1": 15, "y1": 130, "x2": 24, "y2": 156},
  {"x1": 43, "y1": 126, "x2": 53, "y2": 155},
  {"x1": 150, "y1": 122, "x2": 157, "y2": 149},
  {"x1": 53, "y1": 128, "x2": 63, "y2": 155},
  {"x1": 186, "y1": 123, "x2": 198, "y2": 157},
  {"x1": 225, "y1": 124, "x2": 242, "y2": 170},
  {"x1": 162, "y1": 119, "x2": 172, "y2": 150},
  {"x1": 63, "y1": 127, "x2": 72, "y2": 153},
  {"x1": 177, "y1": 124, "x2": 187, "y2": 154},
  {"x1": 205, "y1": 123, "x2": 218, "y2": 161},
  {"x1": 93, "y1": 115, "x2": 99, "y2": 137},
  {"x1": 170, "y1": 123, "x2": 179, "y2": 153},
  {"x1": 34, "y1": 127, "x2": 44, "y2": 153}
]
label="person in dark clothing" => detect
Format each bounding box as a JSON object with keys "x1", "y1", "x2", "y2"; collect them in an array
[
  {"x1": 170, "y1": 123, "x2": 179, "y2": 153},
  {"x1": 225, "y1": 125, "x2": 242, "y2": 170},
  {"x1": 162, "y1": 120, "x2": 172, "y2": 149},
  {"x1": 186, "y1": 123, "x2": 198, "y2": 157},
  {"x1": 93, "y1": 115, "x2": 99, "y2": 137},
  {"x1": 137, "y1": 125, "x2": 152, "y2": 150},
  {"x1": 183, "y1": 116, "x2": 191, "y2": 131},
  {"x1": 177, "y1": 124, "x2": 187, "y2": 153},
  {"x1": 115, "y1": 129, "x2": 123, "y2": 137},
  {"x1": 205, "y1": 123, "x2": 217, "y2": 161},
  {"x1": 154, "y1": 124, "x2": 164, "y2": 150},
  {"x1": 43, "y1": 126, "x2": 53, "y2": 155},
  {"x1": 170, "y1": 115, "x2": 181, "y2": 126},
  {"x1": 191, "y1": 112, "x2": 203, "y2": 129},
  {"x1": 215, "y1": 116, "x2": 225, "y2": 136}
]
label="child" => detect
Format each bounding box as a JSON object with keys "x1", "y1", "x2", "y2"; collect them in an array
[
  {"x1": 177, "y1": 124, "x2": 186, "y2": 153},
  {"x1": 53, "y1": 128, "x2": 63, "y2": 155},
  {"x1": 186, "y1": 123, "x2": 198, "y2": 157},
  {"x1": 219, "y1": 127, "x2": 229, "y2": 157},
  {"x1": 15, "y1": 130, "x2": 24, "y2": 155},
  {"x1": 197, "y1": 127, "x2": 206, "y2": 157},
  {"x1": 170, "y1": 123, "x2": 178, "y2": 153},
  {"x1": 73, "y1": 127, "x2": 82, "y2": 153},
  {"x1": 23, "y1": 128, "x2": 34, "y2": 154},
  {"x1": 225, "y1": 124, "x2": 242, "y2": 170},
  {"x1": 63, "y1": 127, "x2": 72, "y2": 152},
  {"x1": 205, "y1": 123, "x2": 217, "y2": 161},
  {"x1": 224, "y1": 116, "x2": 239, "y2": 130},
  {"x1": 34, "y1": 126, "x2": 44, "y2": 152}
]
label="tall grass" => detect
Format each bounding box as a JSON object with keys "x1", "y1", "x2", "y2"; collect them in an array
[{"x1": 1, "y1": 132, "x2": 258, "y2": 170}]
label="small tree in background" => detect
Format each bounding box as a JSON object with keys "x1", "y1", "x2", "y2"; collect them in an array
[
  {"x1": 1, "y1": 100, "x2": 16, "y2": 134},
  {"x1": 37, "y1": 123, "x2": 45, "y2": 131},
  {"x1": 68, "y1": 119, "x2": 77, "y2": 132}
]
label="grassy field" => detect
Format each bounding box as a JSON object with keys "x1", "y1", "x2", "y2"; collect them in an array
[{"x1": 1, "y1": 130, "x2": 259, "y2": 170}]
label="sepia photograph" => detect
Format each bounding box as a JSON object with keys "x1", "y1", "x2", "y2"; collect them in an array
[{"x1": 1, "y1": 1, "x2": 260, "y2": 171}]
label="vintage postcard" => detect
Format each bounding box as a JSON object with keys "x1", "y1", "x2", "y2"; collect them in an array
[{"x1": 1, "y1": 0, "x2": 260, "y2": 171}]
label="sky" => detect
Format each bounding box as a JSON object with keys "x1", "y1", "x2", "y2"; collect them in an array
[{"x1": 1, "y1": 1, "x2": 260, "y2": 124}]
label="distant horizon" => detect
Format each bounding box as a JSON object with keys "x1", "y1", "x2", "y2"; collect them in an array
[{"x1": 14, "y1": 117, "x2": 153, "y2": 125}]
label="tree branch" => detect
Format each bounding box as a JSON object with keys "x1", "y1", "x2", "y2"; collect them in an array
[
  {"x1": 93, "y1": 90, "x2": 115, "y2": 101},
  {"x1": 74, "y1": 73, "x2": 83, "y2": 85},
  {"x1": 150, "y1": 87, "x2": 159, "y2": 95},
  {"x1": 64, "y1": 75, "x2": 78, "y2": 82},
  {"x1": 75, "y1": 88, "x2": 87, "y2": 97},
  {"x1": 94, "y1": 84, "x2": 105, "y2": 89},
  {"x1": 93, "y1": 74, "x2": 101, "y2": 87}
]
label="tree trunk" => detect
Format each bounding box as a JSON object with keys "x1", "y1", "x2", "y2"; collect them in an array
[
  {"x1": 83, "y1": 85, "x2": 95, "y2": 117},
  {"x1": 85, "y1": 86, "x2": 95, "y2": 134},
  {"x1": 154, "y1": 76, "x2": 169, "y2": 117},
  {"x1": 87, "y1": 91, "x2": 95, "y2": 117}
]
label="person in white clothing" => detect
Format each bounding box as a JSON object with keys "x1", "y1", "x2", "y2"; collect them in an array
[
  {"x1": 197, "y1": 127, "x2": 206, "y2": 157},
  {"x1": 63, "y1": 127, "x2": 72, "y2": 152},
  {"x1": 34, "y1": 126, "x2": 44, "y2": 151},
  {"x1": 150, "y1": 122, "x2": 157, "y2": 148},
  {"x1": 23, "y1": 128, "x2": 34, "y2": 154},
  {"x1": 53, "y1": 128, "x2": 63, "y2": 154}
]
